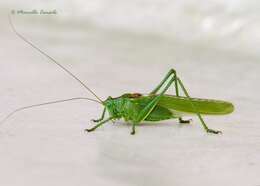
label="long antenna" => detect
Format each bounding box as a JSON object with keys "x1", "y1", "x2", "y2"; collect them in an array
[
  {"x1": 8, "y1": 15, "x2": 103, "y2": 103},
  {"x1": 0, "y1": 97, "x2": 101, "y2": 126}
]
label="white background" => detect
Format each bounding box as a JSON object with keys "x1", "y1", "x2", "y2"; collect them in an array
[{"x1": 0, "y1": 1, "x2": 259, "y2": 186}]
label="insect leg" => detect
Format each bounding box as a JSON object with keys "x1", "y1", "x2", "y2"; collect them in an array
[
  {"x1": 149, "y1": 69, "x2": 190, "y2": 123},
  {"x1": 179, "y1": 118, "x2": 192, "y2": 124},
  {"x1": 131, "y1": 76, "x2": 176, "y2": 135},
  {"x1": 150, "y1": 69, "x2": 178, "y2": 94},
  {"x1": 91, "y1": 108, "x2": 106, "y2": 123},
  {"x1": 85, "y1": 117, "x2": 112, "y2": 132},
  {"x1": 177, "y1": 78, "x2": 222, "y2": 134},
  {"x1": 171, "y1": 70, "x2": 192, "y2": 124}
]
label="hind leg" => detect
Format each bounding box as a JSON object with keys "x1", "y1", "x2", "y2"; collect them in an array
[
  {"x1": 150, "y1": 69, "x2": 191, "y2": 124},
  {"x1": 149, "y1": 69, "x2": 221, "y2": 134}
]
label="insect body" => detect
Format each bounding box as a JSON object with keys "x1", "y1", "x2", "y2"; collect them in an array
[
  {"x1": 87, "y1": 69, "x2": 234, "y2": 135},
  {"x1": 104, "y1": 94, "x2": 233, "y2": 124},
  {"x1": 2, "y1": 16, "x2": 234, "y2": 135}
]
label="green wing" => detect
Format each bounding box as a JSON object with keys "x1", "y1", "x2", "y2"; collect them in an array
[
  {"x1": 156, "y1": 95, "x2": 234, "y2": 115},
  {"x1": 130, "y1": 94, "x2": 234, "y2": 116}
]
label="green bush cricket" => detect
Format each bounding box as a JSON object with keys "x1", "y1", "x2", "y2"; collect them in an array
[{"x1": 1, "y1": 16, "x2": 234, "y2": 135}]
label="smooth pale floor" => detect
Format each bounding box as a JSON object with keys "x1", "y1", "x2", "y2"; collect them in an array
[{"x1": 0, "y1": 16, "x2": 260, "y2": 186}]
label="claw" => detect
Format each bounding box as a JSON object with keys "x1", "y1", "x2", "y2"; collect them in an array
[
  {"x1": 207, "y1": 129, "x2": 222, "y2": 134},
  {"x1": 179, "y1": 118, "x2": 192, "y2": 124},
  {"x1": 85, "y1": 128, "x2": 95, "y2": 132}
]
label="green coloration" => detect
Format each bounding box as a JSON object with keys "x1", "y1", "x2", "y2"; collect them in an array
[
  {"x1": 6, "y1": 16, "x2": 234, "y2": 135},
  {"x1": 86, "y1": 69, "x2": 234, "y2": 135},
  {"x1": 158, "y1": 95, "x2": 234, "y2": 115}
]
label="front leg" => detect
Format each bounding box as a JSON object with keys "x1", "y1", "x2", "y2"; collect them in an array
[
  {"x1": 85, "y1": 117, "x2": 112, "y2": 132},
  {"x1": 91, "y1": 108, "x2": 106, "y2": 123}
]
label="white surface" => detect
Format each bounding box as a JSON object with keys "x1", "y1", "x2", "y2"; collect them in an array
[{"x1": 0, "y1": 2, "x2": 260, "y2": 186}]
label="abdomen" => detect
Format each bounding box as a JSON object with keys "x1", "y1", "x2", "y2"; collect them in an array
[
  {"x1": 144, "y1": 106, "x2": 177, "y2": 121},
  {"x1": 158, "y1": 95, "x2": 234, "y2": 115}
]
